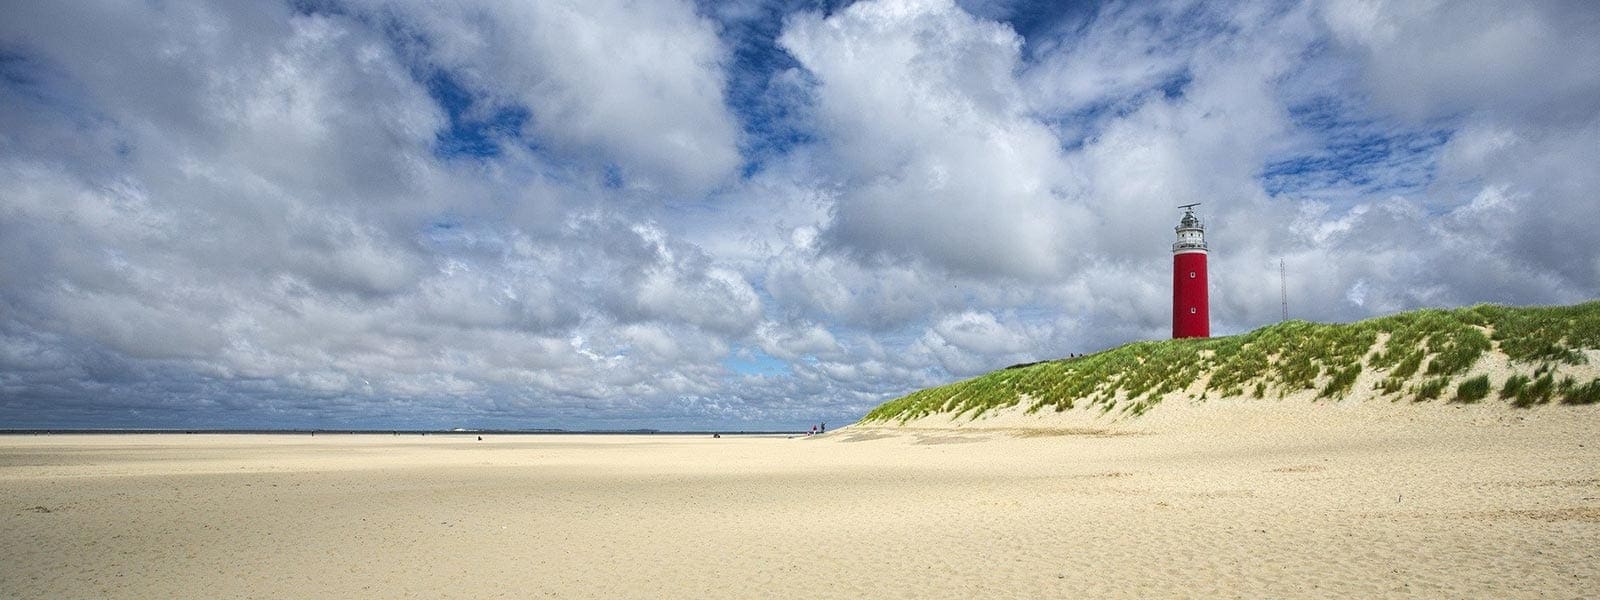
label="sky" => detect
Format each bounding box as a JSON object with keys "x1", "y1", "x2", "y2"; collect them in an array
[{"x1": 2, "y1": 0, "x2": 1597, "y2": 430}]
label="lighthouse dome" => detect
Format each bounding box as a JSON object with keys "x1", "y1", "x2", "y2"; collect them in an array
[
  {"x1": 1173, "y1": 206, "x2": 1207, "y2": 253},
  {"x1": 1178, "y1": 211, "x2": 1201, "y2": 230}
]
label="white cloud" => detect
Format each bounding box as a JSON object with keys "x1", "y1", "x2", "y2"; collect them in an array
[
  {"x1": 908, "y1": 311, "x2": 1045, "y2": 376},
  {"x1": 929, "y1": 311, "x2": 1033, "y2": 355},
  {"x1": 755, "y1": 321, "x2": 840, "y2": 361},
  {"x1": 779, "y1": 0, "x2": 1089, "y2": 279},
  {"x1": 1320, "y1": 0, "x2": 1600, "y2": 125},
  {"x1": 362, "y1": 0, "x2": 743, "y2": 195},
  {"x1": 1, "y1": 0, "x2": 1596, "y2": 429}
]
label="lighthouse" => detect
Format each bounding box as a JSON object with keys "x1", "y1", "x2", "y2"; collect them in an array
[{"x1": 1172, "y1": 204, "x2": 1209, "y2": 338}]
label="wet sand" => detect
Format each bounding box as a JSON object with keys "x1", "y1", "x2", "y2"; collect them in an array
[{"x1": 3, "y1": 403, "x2": 1598, "y2": 598}]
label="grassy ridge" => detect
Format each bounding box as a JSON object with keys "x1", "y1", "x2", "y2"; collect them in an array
[{"x1": 863, "y1": 301, "x2": 1600, "y2": 424}]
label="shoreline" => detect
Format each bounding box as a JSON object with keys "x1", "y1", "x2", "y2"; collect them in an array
[{"x1": 0, "y1": 429, "x2": 804, "y2": 436}]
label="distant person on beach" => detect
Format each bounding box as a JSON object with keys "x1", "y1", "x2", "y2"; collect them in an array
[{"x1": 820, "y1": 422, "x2": 826, "y2": 434}]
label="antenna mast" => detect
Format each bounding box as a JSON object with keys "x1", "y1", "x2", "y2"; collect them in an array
[{"x1": 1279, "y1": 258, "x2": 1288, "y2": 322}]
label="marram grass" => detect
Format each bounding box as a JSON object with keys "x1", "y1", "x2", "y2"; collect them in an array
[{"x1": 863, "y1": 301, "x2": 1600, "y2": 423}]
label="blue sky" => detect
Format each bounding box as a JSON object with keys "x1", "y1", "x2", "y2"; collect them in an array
[{"x1": 1, "y1": 0, "x2": 1597, "y2": 429}]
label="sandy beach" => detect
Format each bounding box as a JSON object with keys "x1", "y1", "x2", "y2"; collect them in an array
[{"x1": 4, "y1": 403, "x2": 1598, "y2": 599}]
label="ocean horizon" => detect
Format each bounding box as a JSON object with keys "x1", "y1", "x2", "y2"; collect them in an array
[{"x1": 0, "y1": 428, "x2": 807, "y2": 436}]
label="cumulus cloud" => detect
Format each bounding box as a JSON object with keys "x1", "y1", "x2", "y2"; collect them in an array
[
  {"x1": 914, "y1": 311, "x2": 1039, "y2": 374},
  {"x1": 0, "y1": 2, "x2": 765, "y2": 428},
  {"x1": 780, "y1": 0, "x2": 1090, "y2": 279},
  {"x1": 1320, "y1": 0, "x2": 1600, "y2": 125},
  {"x1": 1, "y1": 0, "x2": 1596, "y2": 429},
  {"x1": 756, "y1": 320, "x2": 840, "y2": 361},
  {"x1": 359, "y1": 0, "x2": 743, "y2": 195}
]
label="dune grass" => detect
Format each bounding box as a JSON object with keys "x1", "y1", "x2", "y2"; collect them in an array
[
  {"x1": 863, "y1": 301, "x2": 1600, "y2": 423},
  {"x1": 1452, "y1": 374, "x2": 1492, "y2": 404},
  {"x1": 1564, "y1": 380, "x2": 1600, "y2": 405},
  {"x1": 1512, "y1": 372, "x2": 1556, "y2": 407}
]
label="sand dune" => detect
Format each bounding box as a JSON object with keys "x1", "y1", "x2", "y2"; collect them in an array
[{"x1": 4, "y1": 404, "x2": 1598, "y2": 598}]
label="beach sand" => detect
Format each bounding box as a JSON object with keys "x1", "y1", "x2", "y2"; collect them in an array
[{"x1": 3, "y1": 404, "x2": 1598, "y2": 598}]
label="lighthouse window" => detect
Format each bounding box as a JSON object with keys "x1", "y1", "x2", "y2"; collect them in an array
[
  {"x1": 1190, "y1": 308, "x2": 1197, "y2": 314},
  {"x1": 1189, "y1": 271, "x2": 1196, "y2": 278}
]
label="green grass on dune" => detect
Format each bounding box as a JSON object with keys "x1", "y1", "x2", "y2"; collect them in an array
[
  {"x1": 863, "y1": 301, "x2": 1600, "y2": 424},
  {"x1": 1452, "y1": 374, "x2": 1491, "y2": 404}
]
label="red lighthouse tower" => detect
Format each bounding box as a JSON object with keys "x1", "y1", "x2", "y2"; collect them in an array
[{"x1": 1172, "y1": 204, "x2": 1209, "y2": 338}]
